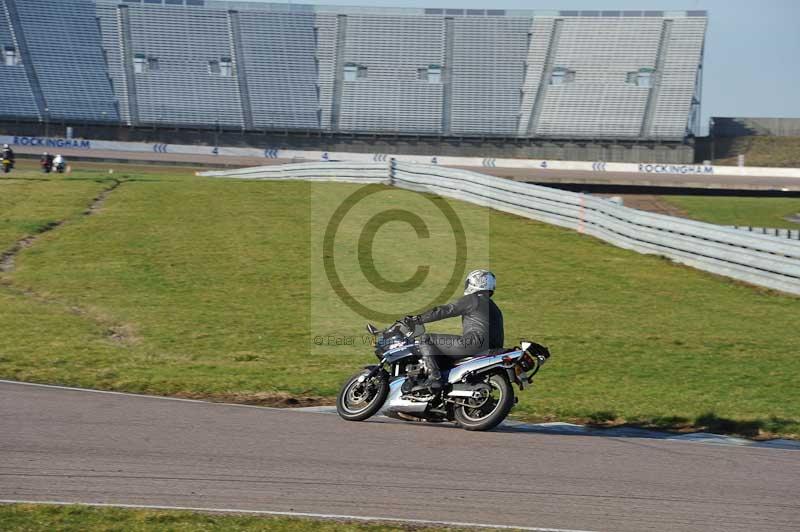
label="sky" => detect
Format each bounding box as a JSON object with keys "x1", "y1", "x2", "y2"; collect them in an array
[{"x1": 256, "y1": 0, "x2": 800, "y2": 135}]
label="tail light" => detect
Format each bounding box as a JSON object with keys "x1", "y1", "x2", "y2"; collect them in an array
[
  {"x1": 518, "y1": 351, "x2": 536, "y2": 371},
  {"x1": 522, "y1": 341, "x2": 551, "y2": 364}
]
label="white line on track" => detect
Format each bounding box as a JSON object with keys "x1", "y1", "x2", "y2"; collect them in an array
[
  {"x1": 0, "y1": 379, "x2": 282, "y2": 410},
  {"x1": 0, "y1": 499, "x2": 597, "y2": 532}
]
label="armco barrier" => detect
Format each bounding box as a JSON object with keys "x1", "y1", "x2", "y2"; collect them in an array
[
  {"x1": 201, "y1": 162, "x2": 389, "y2": 185},
  {"x1": 201, "y1": 162, "x2": 800, "y2": 295}
]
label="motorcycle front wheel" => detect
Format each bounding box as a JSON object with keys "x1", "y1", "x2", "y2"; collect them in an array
[
  {"x1": 453, "y1": 373, "x2": 514, "y2": 431},
  {"x1": 336, "y1": 368, "x2": 389, "y2": 421}
]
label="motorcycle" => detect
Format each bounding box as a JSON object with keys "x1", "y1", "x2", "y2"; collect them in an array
[
  {"x1": 336, "y1": 321, "x2": 551, "y2": 431},
  {"x1": 55, "y1": 161, "x2": 66, "y2": 173},
  {"x1": 1, "y1": 158, "x2": 12, "y2": 174}
]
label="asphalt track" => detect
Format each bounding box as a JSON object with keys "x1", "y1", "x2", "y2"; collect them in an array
[
  {"x1": 1, "y1": 381, "x2": 799, "y2": 531},
  {"x1": 11, "y1": 145, "x2": 800, "y2": 191}
]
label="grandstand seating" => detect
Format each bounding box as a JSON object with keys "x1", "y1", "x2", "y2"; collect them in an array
[
  {"x1": 0, "y1": 1, "x2": 40, "y2": 118},
  {"x1": 0, "y1": 0, "x2": 707, "y2": 143},
  {"x1": 122, "y1": 4, "x2": 244, "y2": 126},
  {"x1": 2, "y1": 0, "x2": 118, "y2": 121},
  {"x1": 336, "y1": 14, "x2": 446, "y2": 133},
  {"x1": 534, "y1": 16, "x2": 662, "y2": 138},
  {"x1": 238, "y1": 11, "x2": 319, "y2": 129},
  {"x1": 649, "y1": 17, "x2": 706, "y2": 138},
  {"x1": 449, "y1": 16, "x2": 530, "y2": 135}
]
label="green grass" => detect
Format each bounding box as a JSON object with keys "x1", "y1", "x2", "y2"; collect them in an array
[
  {"x1": 659, "y1": 195, "x2": 800, "y2": 229},
  {"x1": 0, "y1": 504, "x2": 460, "y2": 531},
  {"x1": 713, "y1": 136, "x2": 800, "y2": 167},
  {"x1": 0, "y1": 175, "x2": 109, "y2": 250},
  {"x1": 1, "y1": 162, "x2": 799, "y2": 439}
]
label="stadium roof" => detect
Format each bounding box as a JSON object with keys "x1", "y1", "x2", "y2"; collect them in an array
[{"x1": 108, "y1": 1, "x2": 706, "y2": 18}]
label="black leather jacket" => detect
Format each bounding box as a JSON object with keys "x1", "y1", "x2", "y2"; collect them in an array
[{"x1": 416, "y1": 291, "x2": 504, "y2": 348}]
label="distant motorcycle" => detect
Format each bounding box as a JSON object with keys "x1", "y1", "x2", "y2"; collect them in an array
[
  {"x1": 1, "y1": 157, "x2": 12, "y2": 174},
  {"x1": 55, "y1": 161, "x2": 66, "y2": 173},
  {"x1": 336, "y1": 321, "x2": 551, "y2": 431}
]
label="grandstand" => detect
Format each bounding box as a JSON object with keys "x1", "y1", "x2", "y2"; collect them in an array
[{"x1": 0, "y1": 0, "x2": 707, "y2": 160}]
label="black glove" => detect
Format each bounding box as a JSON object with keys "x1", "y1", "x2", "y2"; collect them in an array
[{"x1": 401, "y1": 315, "x2": 420, "y2": 328}]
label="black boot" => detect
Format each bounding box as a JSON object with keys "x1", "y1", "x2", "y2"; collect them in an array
[{"x1": 416, "y1": 356, "x2": 443, "y2": 391}]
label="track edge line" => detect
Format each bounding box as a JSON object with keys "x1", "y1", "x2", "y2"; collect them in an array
[{"x1": 0, "y1": 499, "x2": 596, "y2": 532}]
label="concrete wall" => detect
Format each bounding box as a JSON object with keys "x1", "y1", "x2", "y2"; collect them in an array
[{"x1": 0, "y1": 119, "x2": 694, "y2": 164}]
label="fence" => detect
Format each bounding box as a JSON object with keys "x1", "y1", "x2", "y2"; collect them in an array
[
  {"x1": 200, "y1": 161, "x2": 800, "y2": 296},
  {"x1": 729, "y1": 227, "x2": 800, "y2": 240}
]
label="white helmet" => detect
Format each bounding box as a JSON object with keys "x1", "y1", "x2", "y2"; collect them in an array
[
  {"x1": 464, "y1": 269, "x2": 496, "y2": 295},
  {"x1": 2, "y1": 144, "x2": 8, "y2": 149}
]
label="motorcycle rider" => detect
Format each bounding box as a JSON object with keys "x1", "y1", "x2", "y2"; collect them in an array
[
  {"x1": 41, "y1": 152, "x2": 54, "y2": 173},
  {"x1": 401, "y1": 269, "x2": 504, "y2": 390},
  {"x1": 53, "y1": 154, "x2": 65, "y2": 172},
  {"x1": 1, "y1": 144, "x2": 14, "y2": 167}
]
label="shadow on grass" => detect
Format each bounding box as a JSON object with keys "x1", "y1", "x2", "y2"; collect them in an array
[
  {"x1": 1, "y1": 175, "x2": 165, "y2": 184},
  {"x1": 1, "y1": 176, "x2": 133, "y2": 183},
  {"x1": 581, "y1": 411, "x2": 799, "y2": 440},
  {"x1": 0, "y1": 176, "x2": 55, "y2": 182}
]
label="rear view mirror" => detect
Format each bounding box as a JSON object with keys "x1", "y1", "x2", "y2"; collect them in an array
[{"x1": 366, "y1": 323, "x2": 379, "y2": 335}]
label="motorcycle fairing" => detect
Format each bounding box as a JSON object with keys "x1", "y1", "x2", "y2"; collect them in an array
[{"x1": 382, "y1": 345, "x2": 417, "y2": 365}]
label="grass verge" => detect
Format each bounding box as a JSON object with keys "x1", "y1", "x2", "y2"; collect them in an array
[
  {"x1": 659, "y1": 195, "x2": 800, "y2": 229},
  {"x1": 712, "y1": 136, "x2": 800, "y2": 167},
  {"x1": 1, "y1": 162, "x2": 798, "y2": 439},
  {"x1": 0, "y1": 504, "x2": 463, "y2": 531}
]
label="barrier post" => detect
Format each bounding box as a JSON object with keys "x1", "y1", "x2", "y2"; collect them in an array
[{"x1": 388, "y1": 157, "x2": 396, "y2": 187}]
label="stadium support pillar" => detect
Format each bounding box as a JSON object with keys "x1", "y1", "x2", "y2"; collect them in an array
[
  {"x1": 441, "y1": 17, "x2": 455, "y2": 135},
  {"x1": 118, "y1": 5, "x2": 140, "y2": 126},
  {"x1": 4, "y1": 0, "x2": 47, "y2": 120},
  {"x1": 640, "y1": 19, "x2": 672, "y2": 138},
  {"x1": 527, "y1": 18, "x2": 563, "y2": 136},
  {"x1": 330, "y1": 14, "x2": 348, "y2": 131},
  {"x1": 228, "y1": 10, "x2": 254, "y2": 130},
  {"x1": 688, "y1": 45, "x2": 704, "y2": 137}
]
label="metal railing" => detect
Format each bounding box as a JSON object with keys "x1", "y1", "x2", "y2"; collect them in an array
[
  {"x1": 729, "y1": 226, "x2": 800, "y2": 240},
  {"x1": 201, "y1": 161, "x2": 800, "y2": 296}
]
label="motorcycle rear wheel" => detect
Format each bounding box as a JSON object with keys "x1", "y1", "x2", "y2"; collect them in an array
[
  {"x1": 336, "y1": 369, "x2": 389, "y2": 421},
  {"x1": 453, "y1": 373, "x2": 514, "y2": 431}
]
